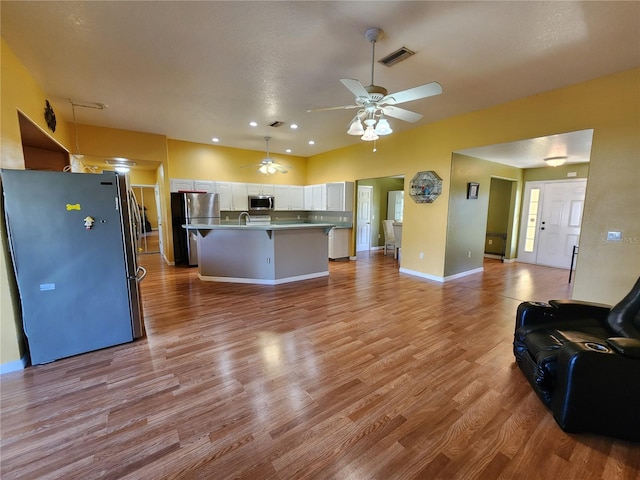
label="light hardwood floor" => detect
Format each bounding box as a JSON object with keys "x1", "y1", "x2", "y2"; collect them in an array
[{"x1": 1, "y1": 252, "x2": 638, "y2": 479}]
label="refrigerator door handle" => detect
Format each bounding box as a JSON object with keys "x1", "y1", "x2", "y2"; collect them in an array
[{"x1": 133, "y1": 266, "x2": 147, "y2": 282}]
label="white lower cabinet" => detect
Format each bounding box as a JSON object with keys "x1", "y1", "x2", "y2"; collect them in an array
[{"x1": 328, "y1": 228, "x2": 350, "y2": 260}]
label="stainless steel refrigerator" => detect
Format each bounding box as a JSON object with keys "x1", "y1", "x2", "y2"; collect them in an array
[
  {"x1": 171, "y1": 192, "x2": 220, "y2": 266},
  {"x1": 1, "y1": 169, "x2": 145, "y2": 365}
]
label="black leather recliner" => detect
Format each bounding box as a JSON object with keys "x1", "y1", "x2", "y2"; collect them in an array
[{"x1": 513, "y1": 276, "x2": 640, "y2": 441}]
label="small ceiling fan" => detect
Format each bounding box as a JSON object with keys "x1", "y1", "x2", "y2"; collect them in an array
[
  {"x1": 308, "y1": 27, "x2": 442, "y2": 140},
  {"x1": 242, "y1": 136, "x2": 290, "y2": 175}
]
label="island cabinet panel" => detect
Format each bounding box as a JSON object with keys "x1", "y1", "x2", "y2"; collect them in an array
[
  {"x1": 191, "y1": 224, "x2": 333, "y2": 284},
  {"x1": 198, "y1": 230, "x2": 275, "y2": 279},
  {"x1": 273, "y1": 229, "x2": 329, "y2": 278}
]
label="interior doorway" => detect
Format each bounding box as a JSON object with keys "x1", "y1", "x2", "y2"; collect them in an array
[
  {"x1": 518, "y1": 179, "x2": 587, "y2": 269},
  {"x1": 130, "y1": 184, "x2": 161, "y2": 254},
  {"x1": 356, "y1": 185, "x2": 373, "y2": 252}
]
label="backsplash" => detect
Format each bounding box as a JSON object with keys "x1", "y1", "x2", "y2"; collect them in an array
[{"x1": 220, "y1": 210, "x2": 352, "y2": 227}]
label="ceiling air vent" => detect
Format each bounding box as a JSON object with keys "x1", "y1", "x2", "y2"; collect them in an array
[
  {"x1": 378, "y1": 47, "x2": 416, "y2": 67},
  {"x1": 269, "y1": 121, "x2": 284, "y2": 128}
]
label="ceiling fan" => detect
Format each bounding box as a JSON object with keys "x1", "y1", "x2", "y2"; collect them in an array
[
  {"x1": 242, "y1": 136, "x2": 290, "y2": 175},
  {"x1": 308, "y1": 27, "x2": 442, "y2": 140}
]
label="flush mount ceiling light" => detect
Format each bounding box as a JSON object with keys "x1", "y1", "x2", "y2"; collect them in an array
[
  {"x1": 544, "y1": 156, "x2": 568, "y2": 167},
  {"x1": 106, "y1": 158, "x2": 136, "y2": 173},
  {"x1": 106, "y1": 159, "x2": 137, "y2": 167}
]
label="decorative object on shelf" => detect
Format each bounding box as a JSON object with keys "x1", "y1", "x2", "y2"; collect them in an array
[
  {"x1": 44, "y1": 100, "x2": 56, "y2": 132},
  {"x1": 467, "y1": 182, "x2": 480, "y2": 199},
  {"x1": 409, "y1": 171, "x2": 442, "y2": 203},
  {"x1": 307, "y1": 27, "x2": 442, "y2": 142}
]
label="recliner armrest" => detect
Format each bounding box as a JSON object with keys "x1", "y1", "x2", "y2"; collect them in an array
[
  {"x1": 607, "y1": 337, "x2": 640, "y2": 358},
  {"x1": 552, "y1": 342, "x2": 640, "y2": 441},
  {"x1": 547, "y1": 299, "x2": 611, "y2": 320}
]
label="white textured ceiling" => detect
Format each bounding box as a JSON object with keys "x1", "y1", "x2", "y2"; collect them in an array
[{"x1": 2, "y1": 1, "x2": 639, "y2": 166}]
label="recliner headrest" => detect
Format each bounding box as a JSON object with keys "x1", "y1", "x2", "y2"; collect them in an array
[{"x1": 606, "y1": 276, "x2": 640, "y2": 338}]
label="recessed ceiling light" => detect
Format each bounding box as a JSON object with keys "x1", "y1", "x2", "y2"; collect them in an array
[
  {"x1": 249, "y1": 121, "x2": 258, "y2": 127},
  {"x1": 211, "y1": 137, "x2": 219, "y2": 143},
  {"x1": 308, "y1": 140, "x2": 315, "y2": 145},
  {"x1": 285, "y1": 148, "x2": 292, "y2": 153},
  {"x1": 290, "y1": 124, "x2": 298, "y2": 129}
]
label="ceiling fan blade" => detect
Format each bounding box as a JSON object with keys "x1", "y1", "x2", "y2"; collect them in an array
[
  {"x1": 272, "y1": 164, "x2": 289, "y2": 173},
  {"x1": 381, "y1": 82, "x2": 442, "y2": 105},
  {"x1": 381, "y1": 105, "x2": 423, "y2": 123},
  {"x1": 307, "y1": 104, "x2": 359, "y2": 113},
  {"x1": 340, "y1": 78, "x2": 371, "y2": 101}
]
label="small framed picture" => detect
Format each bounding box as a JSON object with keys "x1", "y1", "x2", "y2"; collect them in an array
[{"x1": 467, "y1": 182, "x2": 479, "y2": 199}]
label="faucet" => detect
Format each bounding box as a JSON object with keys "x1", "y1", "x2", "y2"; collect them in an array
[{"x1": 238, "y1": 211, "x2": 250, "y2": 225}]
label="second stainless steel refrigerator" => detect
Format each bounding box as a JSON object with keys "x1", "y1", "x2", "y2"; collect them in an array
[{"x1": 171, "y1": 192, "x2": 220, "y2": 266}]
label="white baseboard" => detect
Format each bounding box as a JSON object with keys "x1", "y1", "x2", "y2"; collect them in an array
[
  {"x1": 399, "y1": 266, "x2": 485, "y2": 282},
  {"x1": 399, "y1": 267, "x2": 445, "y2": 282}
]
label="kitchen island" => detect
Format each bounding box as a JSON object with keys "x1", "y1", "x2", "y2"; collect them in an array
[{"x1": 185, "y1": 223, "x2": 336, "y2": 284}]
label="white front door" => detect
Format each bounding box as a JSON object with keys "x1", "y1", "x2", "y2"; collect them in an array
[
  {"x1": 356, "y1": 185, "x2": 372, "y2": 252},
  {"x1": 518, "y1": 179, "x2": 586, "y2": 269}
]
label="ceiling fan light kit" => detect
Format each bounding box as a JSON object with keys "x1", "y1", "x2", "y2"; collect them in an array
[
  {"x1": 241, "y1": 136, "x2": 290, "y2": 175},
  {"x1": 308, "y1": 26, "x2": 442, "y2": 144}
]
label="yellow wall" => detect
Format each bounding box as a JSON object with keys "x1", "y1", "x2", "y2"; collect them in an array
[
  {"x1": 167, "y1": 139, "x2": 308, "y2": 185},
  {"x1": 1, "y1": 40, "x2": 75, "y2": 366},
  {"x1": 306, "y1": 68, "x2": 640, "y2": 304}
]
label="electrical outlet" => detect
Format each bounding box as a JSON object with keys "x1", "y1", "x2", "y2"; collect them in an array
[
  {"x1": 419, "y1": 252, "x2": 424, "y2": 259},
  {"x1": 378, "y1": 234, "x2": 381, "y2": 239},
  {"x1": 488, "y1": 239, "x2": 493, "y2": 245},
  {"x1": 468, "y1": 251, "x2": 472, "y2": 258}
]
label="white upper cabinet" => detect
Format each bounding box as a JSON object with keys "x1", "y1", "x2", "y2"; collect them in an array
[
  {"x1": 173, "y1": 179, "x2": 352, "y2": 211},
  {"x1": 326, "y1": 182, "x2": 354, "y2": 211},
  {"x1": 289, "y1": 186, "x2": 304, "y2": 210},
  {"x1": 231, "y1": 183, "x2": 248, "y2": 211},
  {"x1": 247, "y1": 184, "x2": 275, "y2": 196},
  {"x1": 274, "y1": 185, "x2": 305, "y2": 210},
  {"x1": 170, "y1": 178, "x2": 194, "y2": 192},
  {"x1": 193, "y1": 180, "x2": 215, "y2": 193},
  {"x1": 216, "y1": 182, "x2": 248, "y2": 211},
  {"x1": 304, "y1": 184, "x2": 327, "y2": 211},
  {"x1": 215, "y1": 182, "x2": 233, "y2": 210}
]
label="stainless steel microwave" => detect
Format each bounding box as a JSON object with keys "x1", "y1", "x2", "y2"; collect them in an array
[{"x1": 248, "y1": 195, "x2": 274, "y2": 211}]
